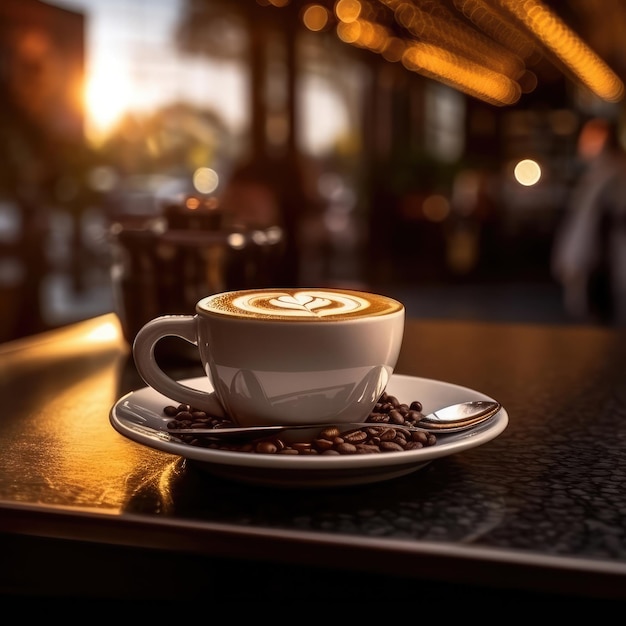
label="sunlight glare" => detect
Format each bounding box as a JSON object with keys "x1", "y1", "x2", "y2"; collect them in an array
[
  {"x1": 85, "y1": 321, "x2": 121, "y2": 343},
  {"x1": 85, "y1": 63, "x2": 133, "y2": 143}
]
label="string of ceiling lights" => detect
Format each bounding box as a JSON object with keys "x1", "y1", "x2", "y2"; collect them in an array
[{"x1": 288, "y1": 0, "x2": 624, "y2": 106}]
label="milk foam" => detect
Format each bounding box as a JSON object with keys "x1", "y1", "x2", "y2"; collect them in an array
[{"x1": 199, "y1": 289, "x2": 402, "y2": 320}]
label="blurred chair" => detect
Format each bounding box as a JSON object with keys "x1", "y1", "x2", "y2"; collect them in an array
[{"x1": 109, "y1": 202, "x2": 285, "y2": 359}]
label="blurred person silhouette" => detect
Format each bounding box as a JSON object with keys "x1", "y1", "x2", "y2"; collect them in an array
[
  {"x1": 217, "y1": 158, "x2": 289, "y2": 286},
  {"x1": 551, "y1": 116, "x2": 626, "y2": 326},
  {"x1": 219, "y1": 159, "x2": 283, "y2": 231}
]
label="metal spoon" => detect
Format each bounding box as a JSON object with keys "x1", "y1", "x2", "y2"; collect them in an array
[{"x1": 165, "y1": 399, "x2": 501, "y2": 442}]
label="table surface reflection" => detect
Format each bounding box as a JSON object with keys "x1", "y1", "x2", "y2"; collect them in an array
[{"x1": 2, "y1": 313, "x2": 626, "y2": 605}]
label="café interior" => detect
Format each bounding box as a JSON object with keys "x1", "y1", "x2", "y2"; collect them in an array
[
  {"x1": 1, "y1": 0, "x2": 625, "y2": 343},
  {"x1": 4, "y1": 0, "x2": 626, "y2": 610}
]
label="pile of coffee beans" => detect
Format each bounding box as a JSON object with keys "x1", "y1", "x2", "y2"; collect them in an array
[{"x1": 163, "y1": 391, "x2": 437, "y2": 455}]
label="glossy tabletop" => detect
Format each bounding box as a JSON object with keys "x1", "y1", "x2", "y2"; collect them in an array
[{"x1": 2, "y1": 313, "x2": 626, "y2": 605}]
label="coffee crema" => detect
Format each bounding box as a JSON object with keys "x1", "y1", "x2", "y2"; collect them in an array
[{"x1": 198, "y1": 289, "x2": 403, "y2": 320}]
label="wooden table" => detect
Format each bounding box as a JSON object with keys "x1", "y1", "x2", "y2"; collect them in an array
[{"x1": 2, "y1": 313, "x2": 626, "y2": 608}]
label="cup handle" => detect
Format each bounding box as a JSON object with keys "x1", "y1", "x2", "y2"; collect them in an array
[{"x1": 132, "y1": 315, "x2": 227, "y2": 418}]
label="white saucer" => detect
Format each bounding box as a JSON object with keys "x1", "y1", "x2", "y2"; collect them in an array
[{"x1": 110, "y1": 374, "x2": 508, "y2": 488}]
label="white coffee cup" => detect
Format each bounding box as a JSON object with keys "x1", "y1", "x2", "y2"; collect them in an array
[{"x1": 132, "y1": 287, "x2": 405, "y2": 427}]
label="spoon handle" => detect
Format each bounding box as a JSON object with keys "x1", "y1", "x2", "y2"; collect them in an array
[
  {"x1": 165, "y1": 400, "x2": 501, "y2": 440},
  {"x1": 167, "y1": 422, "x2": 422, "y2": 438}
]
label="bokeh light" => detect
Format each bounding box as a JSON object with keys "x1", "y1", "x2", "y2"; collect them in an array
[
  {"x1": 192, "y1": 167, "x2": 219, "y2": 194},
  {"x1": 514, "y1": 159, "x2": 542, "y2": 186}
]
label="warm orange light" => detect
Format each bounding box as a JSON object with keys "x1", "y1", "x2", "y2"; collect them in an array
[
  {"x1": 336, "y1": 20, "x2": 362, "y2": 44},
  {"x1": 185, "y1": 196, "x2": 201, "y2": 210},
  {"x1": 454, "y1": 0, "x2": 539, "y2": 61},
  {"x1": 403, "y1": 41, "x2": 521, "y2": 106},
  {"x1": 86, "y1": 321, "x2": 120, "y2": 343},
  {"x1": 299, "y1": 0, "x2": 624, "y2": 106},
  {"x1": 423, "y1": 194, "x2": 451, "y2": 222},
  {"x1": 381, "y1": 37, "x2": 406, "y2": 63},
  {"x1": 337, "y1": 2, "x2": 523, "y2": 105},
  {"x1": 497, "y1": 0, "x2": 624, "y2": 102},
  {"x1": 302, "y1": 4, "x2": 330, "y2": 31},
  {"x1": 393, "y1": 0, "x2": 526, "y2": 79},
  {"x1": 335, "y1": 0, "x2": 362, "y2": 23}
]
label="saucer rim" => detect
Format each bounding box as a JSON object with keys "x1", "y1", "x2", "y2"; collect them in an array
[{"x1": 110, "y1": 374, "x2": 508, "y2": 472}]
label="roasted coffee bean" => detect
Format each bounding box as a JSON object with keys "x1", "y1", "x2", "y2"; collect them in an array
[
  {"x1": 411, "y1": 431, "x2": 429, "y2": 444},
  {"x1": 335, "y1": 442, "x2": 358, "y2": 454},
  {"x1": 163, "y1": 391, "x2": 438, "y2": 454},
  {"x1": 379, "y1": 427, "x2": 398, "y2": 441},
  {"x1": 379, "y1": 441, "x2": 405, "y2": 452},
  {"x1": 312, "y1": 438, "x2": 334, "y2": 451},
  {"x1": 342, "y1": 429, "x2": 368, "y2": 444},
  {"x1": 367, "y1": 413, "x2": 390, "y2": 424},
  {"x1": 406, "y1": 409, "x2": 422, "y2": 422},
  {"x1": 404, "y1": 441, "x2": 423, "y2": 450},
  {"x1": 255, "y1": 440, "x2": 280, "y2": 454},
  {"x1": 388, "y1": 409, "x2": 405, "y2": 424}
]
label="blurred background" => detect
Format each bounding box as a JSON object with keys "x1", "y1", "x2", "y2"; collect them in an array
[{"x1": 1, "y1": 0, "x2": 625, "y2": 344}]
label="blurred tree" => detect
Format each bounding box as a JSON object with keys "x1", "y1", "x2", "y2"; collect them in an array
[{"x1": 98, "y1": 103, "x2": 234, "y2": 178}]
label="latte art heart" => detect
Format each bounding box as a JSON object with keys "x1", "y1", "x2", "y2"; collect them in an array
[
  {"x1": 240, "y1": 291, "x2": 367, "y2": 317},
  {"x1": 269, "y1": 295, "x2": 332, "y2": 313}
]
